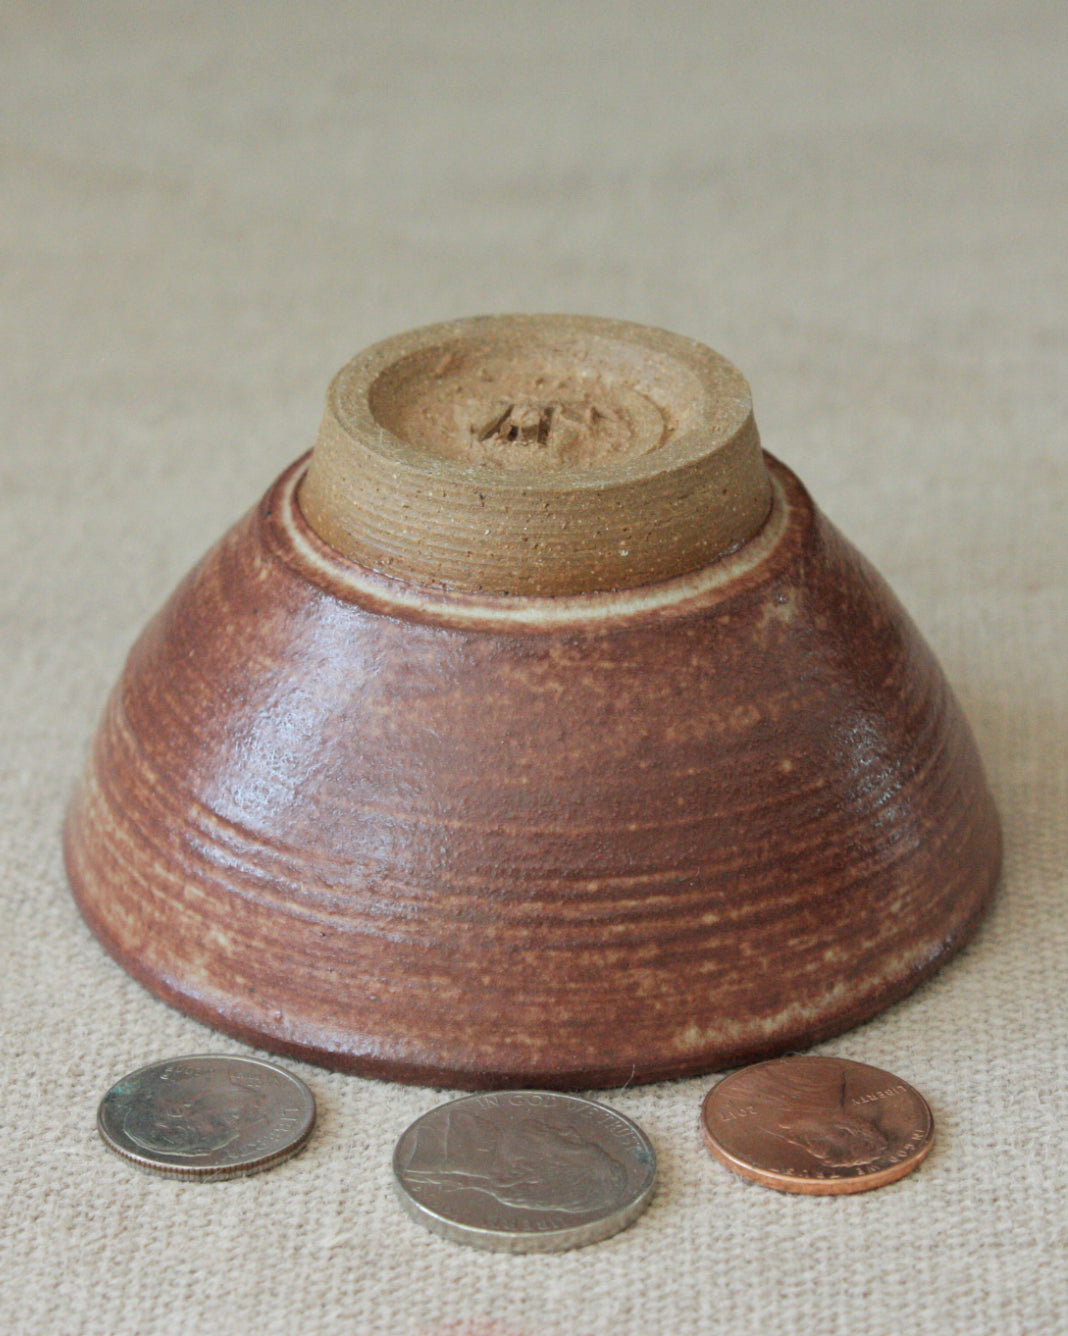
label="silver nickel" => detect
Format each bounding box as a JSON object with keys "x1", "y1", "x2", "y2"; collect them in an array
[
  {"x1": 392, "y1": 1090, "x2": 657, "y2": 1252},
  {"x1": 97, "y1": 1054, "x2": 316, "y2": 1180}
]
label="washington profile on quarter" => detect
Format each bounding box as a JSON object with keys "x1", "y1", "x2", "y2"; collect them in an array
[
  {"x1": 393, "y1": 1090, "x2": 657, "y2": 1252},
  {"x1": 97, "y1": 1055, "x2": 316, "y2": 1180},
  {"x1": 701, "y1": 1055, "x2": 934, "y2": 1195}
]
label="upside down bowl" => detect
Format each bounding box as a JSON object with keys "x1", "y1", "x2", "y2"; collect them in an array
[{"x1": 64, "y1": 316, "x2": 1001, "y2": 1088}]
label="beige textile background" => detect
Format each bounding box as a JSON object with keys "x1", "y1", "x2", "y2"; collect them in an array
[{"x1": 2, "y1": 3, "x2": 1066, "y2": 1333}]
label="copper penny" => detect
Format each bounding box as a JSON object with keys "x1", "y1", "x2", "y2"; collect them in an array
[{"x1": 700, "y1": 1055, "x2": 934, "y2": 1195}]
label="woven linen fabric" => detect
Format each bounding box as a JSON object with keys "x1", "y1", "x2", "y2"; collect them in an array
[{"x1": 2, "y1": 3, "x2": 1065, "y2": 1333}]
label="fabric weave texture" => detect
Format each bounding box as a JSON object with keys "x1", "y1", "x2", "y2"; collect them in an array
[{"x1": 2, "y1": 4, "x2": 1065, "y2": 1334}]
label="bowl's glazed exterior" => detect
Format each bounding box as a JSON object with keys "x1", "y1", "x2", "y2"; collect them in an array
[{"x1": 64, "y1": 448, "x2": 1001, "y2": 1088}]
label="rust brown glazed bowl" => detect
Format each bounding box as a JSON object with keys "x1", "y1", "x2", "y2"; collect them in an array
[{"x1": 65, "y1": 316, "x2": 1000, "y2": 1089}]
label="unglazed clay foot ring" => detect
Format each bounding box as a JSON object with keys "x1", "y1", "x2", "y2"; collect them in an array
[{"x1": 298, "y1": 314, "x2": 773, "y2": 596}]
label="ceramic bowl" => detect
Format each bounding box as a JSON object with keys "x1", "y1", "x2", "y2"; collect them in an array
[{"x1": 65, "y1": 316, "x2": 1000, "y2": 1088}]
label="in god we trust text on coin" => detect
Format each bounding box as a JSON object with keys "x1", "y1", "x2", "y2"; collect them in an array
[
  {"x1": 393, "y1": 1090, "x2": 657, "y2": 1252},
  {"x1": 97, "y1": 1054, "x2": 316, "y2": 1180}
]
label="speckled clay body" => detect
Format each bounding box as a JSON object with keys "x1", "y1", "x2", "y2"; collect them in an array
[{"x1": 65, "y1": 317, "x2": 1000, "y2": 1088}]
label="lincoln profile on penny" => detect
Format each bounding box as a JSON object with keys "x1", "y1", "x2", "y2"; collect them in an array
[
  {"x1": 739, "y1": 1060, "x2": 890, "y2": 1169},
  {"x1": 64, "y1": 314, "x2": 1001, "y2": 1090}
]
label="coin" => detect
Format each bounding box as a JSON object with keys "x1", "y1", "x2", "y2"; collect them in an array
[
  {"x1": 700, "y1": 1055, "x2": 934, "y2": 1195},
  {"x1": 97, "y1": 1055, "x2": 316, "y2": 1179},
  {"x1": 393, "y1": 1090, "x2": 657, "y2": 1252}
]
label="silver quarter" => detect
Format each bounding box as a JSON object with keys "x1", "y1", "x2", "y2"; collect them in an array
[
  {"x1": 393, "y1": 1090, "x2": 657, "y2": 1252},
  {"x1": 97, "y1": 1054, "x2": 316, "y2": 1180}
]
